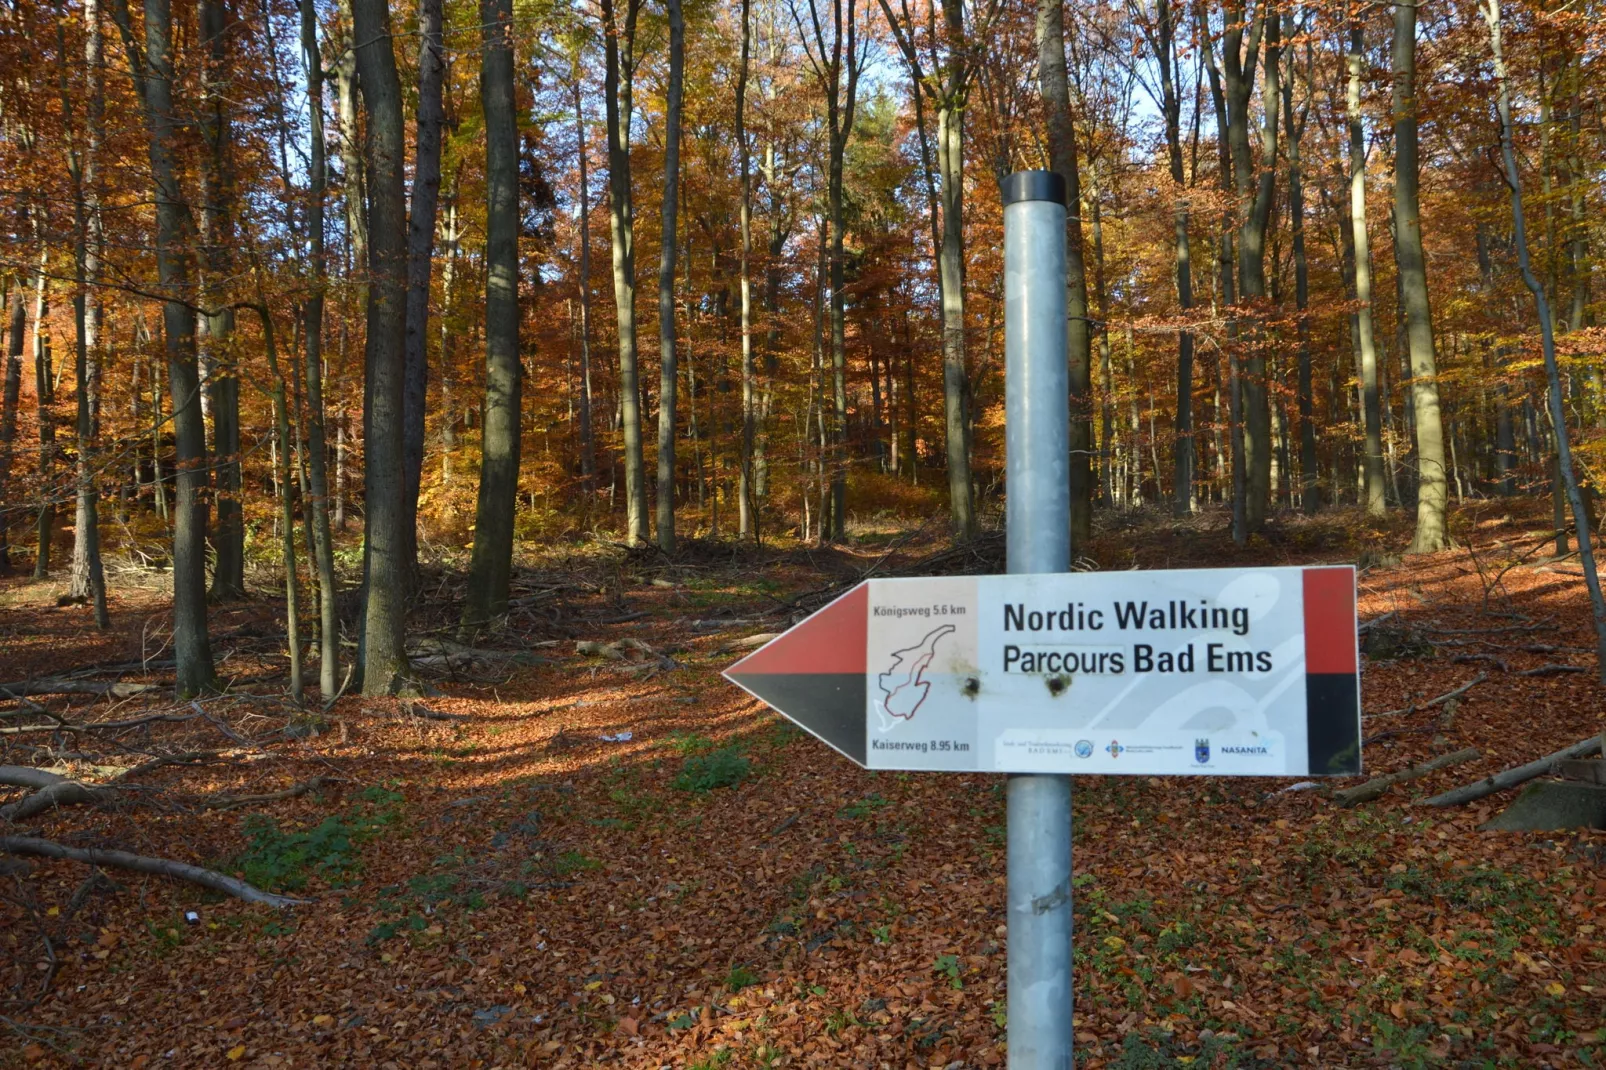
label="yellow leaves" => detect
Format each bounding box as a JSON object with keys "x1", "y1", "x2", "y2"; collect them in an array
[
  {"x1": 512, "y1": 982, "x2": 527, "y2": 996},
  {"x1": 312, "y1": 1014, "x2": 334, "y2": 1028},
  {"x1": 226, "y1": 1045, "x2": 247, "y2": 1061},
  {"x1": 1102, "y1": 935, "x2": 1126, "y2": 951},
  {"x1": 584, "y1": 980, "x2": 603, "y2": 991},
  {"x1": 1545, "y1": 981, "x2": 1565, "y2": 997}
]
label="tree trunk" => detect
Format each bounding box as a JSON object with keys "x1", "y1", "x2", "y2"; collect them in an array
[
  {"x1": 301, "y1": 0, "x2": 339, "y2": 699},
  {"x1": 462, "y1": 0, "x2": 523, "y2": 630},
  {"x1": 31, "y1": 254, "x2": 55, "y2": 578},
  {"x1": 109, "y1": 0, "x2": 216, "y2": 696},
  {"x1": 936, "y1": 0, "x2": 975, "y2": 540},
  {"x1": 1393, "y1": 0, "x2": 1447, "y2": 553},
  {"x1": 1036, "y1": 0, "x2": 1094, "y2": 547},
  {"x1": 62, "y1": 0, "x2": 111, "y2": 626},
  {"x1": 1348, "y1": 23, "x2": 1386, "y2": 517},
  {"x1": 1282, "y1": 22, "x2": 1316, "y2": 514},
  {"x1": 198, "y1": 0, "x2": 243, "y2": 602},
  {"x1": 655, "y1": 0, "x2": 684, "y2": 551},
  {"x1": 334, "y1": 6, "x2": 368, "y2": 282},
  {"x1": 1225, "y1": 5, "x2": 1278, "y2": 531},
  {"x1": 602, "y1": 0, "x2": 648, "y2": 546},
  {"x1": 351, "y1": 0, "x2": 410, "y2": 693},
  {"x1": 736, "y1": 0, "x2": 755, "y2": 540},
  {"x1": 572, "y1": 75, "x2": 595, "y2": 494},
  {"x1": 253, "y1": 307, "x2": 304, "y2": 701},
  {"x1": 1483, "y1": 0, "x2": 1606, "y2": 684},
  {"x1": 0, "y1": 281, "x2": 23, "y2": 574},
  {"x1": 402, "y1": 0, "x2": 445, "y2": 580},
  {"x1": 1154, "y1": 0, "x2": 1194, "y2": 516}
]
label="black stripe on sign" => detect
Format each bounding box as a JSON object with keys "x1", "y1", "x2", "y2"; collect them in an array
[
  {"x1": 727, "y1": 672, "x2": 867, "y2": 766},
  {"x1": 1306, "y1": 673, "x2": 1361, "y2": 775}
]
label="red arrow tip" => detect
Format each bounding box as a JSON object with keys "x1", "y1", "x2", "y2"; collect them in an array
[{"x1": 727, "y1": 583, "x2": 868, "y2": 676}]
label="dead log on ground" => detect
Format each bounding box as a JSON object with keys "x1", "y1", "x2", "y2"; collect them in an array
[
  {"x1": 0, "y1": 679, "x2": 160, "y2": 699},
  {"x1": 0, "y1": 767, "x2": 110, "y2": 822},
  {"x1": 0, "y1": 836, "x2": 306, "y2": 908},
  {"x1": 201, "y1": 776, "x2": 343, "y2": 811},
  {"x1": 1421, "y1": 736, "x2": 1605, "y2": 807},
  {"x1": 1332, "y1": 747, "x2": 1481, "y2": 807}
]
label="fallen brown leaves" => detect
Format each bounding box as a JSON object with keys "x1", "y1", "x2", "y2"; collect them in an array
[{"x1": 0, "y1": 503, "x2": 1602, "y2": 1068}]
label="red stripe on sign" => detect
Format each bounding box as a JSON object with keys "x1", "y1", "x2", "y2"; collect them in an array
[
  {"x1": 1302, "y1": 567, "x2": 1357, "y2": 675},
  {"x1": 728, "y1": 582, "x2": 868, "y2": 676}
]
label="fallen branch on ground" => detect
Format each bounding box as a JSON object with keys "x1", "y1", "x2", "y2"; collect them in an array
[
  {"x1": 201, "y1": 776, "x2": 342, "y2": 811},
  {"x1": 399, "y1": 701, "x2": 470, "y2": 723},
  {"x1": 1420, "y1": 736, "x2": 1605, "y2": 807},
  {"x1": 0, "y1": 679, "x2": 160, "y2": 700},
  {"x1": 1367, "y1": 673, "x2": 1487, "y2": 719},
  {"x1": 1333, "y1": 747, "x2": 1481, "y2": 807},
  {"x1": 1452, "y1": 654, "x2": 1509, "y2": 672},
  {"x1": 1516, "y1": 664, "x2": 1588, "y2": 677},
  {"x1": 0, "y1": 710, "x2": 203, "y2": 736},
  {"x1": 0, "y1": 836, "x2": 306, "y2": 908},
  {"x1": 0, "y1": 767, "x2": 110, "y2": 822}
]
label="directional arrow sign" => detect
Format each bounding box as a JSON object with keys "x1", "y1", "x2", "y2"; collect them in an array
[{"x1": 725, "y1": 565, "x2": 1360, "y2": 776}]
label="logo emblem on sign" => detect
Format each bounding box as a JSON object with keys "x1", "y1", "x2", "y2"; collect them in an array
[
  {"x1": 1074, "y1": 740, "x2": 1093, "y2": 758},
  {"x1": 1106, "y1": 741, "x2": 1123, "y2": 759},
  {"x1": 1195, "y1": 738, "x2": 1210, "y2": 764}
]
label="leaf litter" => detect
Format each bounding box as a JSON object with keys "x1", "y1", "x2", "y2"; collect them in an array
[{"x1": 0, "y1": 504, "x2": 1602, "y2": 1067}]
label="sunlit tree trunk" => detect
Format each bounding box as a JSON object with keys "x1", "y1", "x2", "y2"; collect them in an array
[
  {"x1": 1036, "y1": 0, "x2": 1094, "y2": 547},
  {"x1": 463, "y1": 0, "x2": 523, "y2": 630},
  {"x1": 31, "y1": 241, "x2": 55, "y2": 578},
  {"x1": 110, "y1": 0, "x2": 216, "y2": 695},
  {"x1": 61, "y1": 0, "x2": 110, "y2": 625},
  {"x1": 656, "y1": 0, "x2": 684, "y2": 551},
  {"x1": 301, "y1": 0, "x2": 339, "y2": 699},
  {"x1": 402, "y1": 0, "x2": 444, "y2": 580},
  {"x1": 334, "y1": 0, "x2": 368, "y2": 281},
  {"x1": 601, "y1": 0, "x2": 648, "y2": 545},
  {"x1": 351, "y1": 0, "x2": 410, "y2": 692},
  {"x1": 935, "y1": 0, "x2": 975, "y2": 539},
  {"x1": 736, "y1": 0, "x2": 756, "y2": 540},
  {"x1": 1348, "y1": 21, "x2": 1386, "y2": 517},
  {"x1": 1392, "y1": 0, "x2": 1446, "y2": 552}
]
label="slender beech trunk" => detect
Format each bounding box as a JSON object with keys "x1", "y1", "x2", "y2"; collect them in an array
[
  {"x1": 402, "y1": 0, "x2": 445, "y2": 579},
  {"x1": 1037, "y1": 0, "x2": 1094, "y2": 547},
  {"x1": 31, "y1": 250, "x2": 54, "y2": 578},
  {"x1": 61, "y1": 0, "x2": 110, "y2": 625},
  {"x1": 572, "y1": 75, "x2": 595, "y2": 493},
  {"x1": 1282, "y1": 24, "x2": 1317, "y2": 514},
  {"x1": 936, "y1": 0, "x2": 975, "y2": 538},
  {"x1": 301, "y1": 0, "x2": 339, "y2": 699},
  {"x1": 0, "y1": 283, "x2": 22, "y2": 574},
  {"x1": 197, "y1": 0, "x2": 243, "y2": 601},
  {"x1": 1392, "y1": 0, "x2": 1447, "y2": 552},
  {"x1": 253, "y1": 306, "x2": 303, "y2": 701},
  {"x1": 1153, "y1": 0, "x2": 1194, "y2": 515},
  {"x1": 1226, "y1": 5, "x2": 1278, "y2": 530},
  {"x1": 351, "y1": 0, "x2": 410, "y2": 692},
  {"x1": 334, "y1": 12, "x2": 368, "y2": 283},
  {"x1": 601, "y1": 0, "x2": 647, "y2": 545},
  {"x1": 1348, "y1": 22, "x2": 1386, "y2": 516},
  {"x1": 655, "y1": 0, "x2": 684, "y2": 551},
  {"x1": 463, "y1": 0, "x2": 523, "y2": 629},
  {"x1": 110, "y1": 0, "x2": 216, "y2": 695},
  {"x1": 1483, "y1": 0, "x2": 1606, "y2": 683},
  {"x1": 736, "y1": 0, "x2": 756, "y2": 540}
]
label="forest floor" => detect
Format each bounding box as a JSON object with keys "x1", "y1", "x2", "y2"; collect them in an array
[{"x1": 0, "y1": 500, "x2": 1603, "y2": 1069}]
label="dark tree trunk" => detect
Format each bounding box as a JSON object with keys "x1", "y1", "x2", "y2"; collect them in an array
[
  {"x1": 655, "y1": 0, "x2": 683, "y2": 551},
  {"x1": 402, "y1": 0, "x2": 445, "y2": 580},
  {"x1": 110, "y1": 0, "x2": 216, "y2": 695},
  {"x1": 0, "y1": 281, "x2": 23, "y2": 574},
  {"x1": 463, "y1": 0, "x2": 523, "y2": 629},
  {"x1": 351, "y1": 0, "x2": 411, "y2": 692}
]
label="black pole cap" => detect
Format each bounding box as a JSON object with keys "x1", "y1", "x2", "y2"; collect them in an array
[{"x1": 1001, "y1": 170, "x2": 1067, "y2": 207}]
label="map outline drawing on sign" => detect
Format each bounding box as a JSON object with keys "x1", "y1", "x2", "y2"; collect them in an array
[{"x1": 874, "y1": 624, "x2": 957, "y2": 732}]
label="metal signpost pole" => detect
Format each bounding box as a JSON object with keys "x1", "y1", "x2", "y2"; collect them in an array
[{"x1": 1002, "y1": 170, "x2": 1074, "y2": 1069}]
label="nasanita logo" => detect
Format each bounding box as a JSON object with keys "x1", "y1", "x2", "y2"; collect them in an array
[
  {"x1": 1221, "y1": 745, "x2": 1269, "y2": 755},
  {"x1": 1074, "y1": 740, "x2": 1093, "y2": 758}
]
